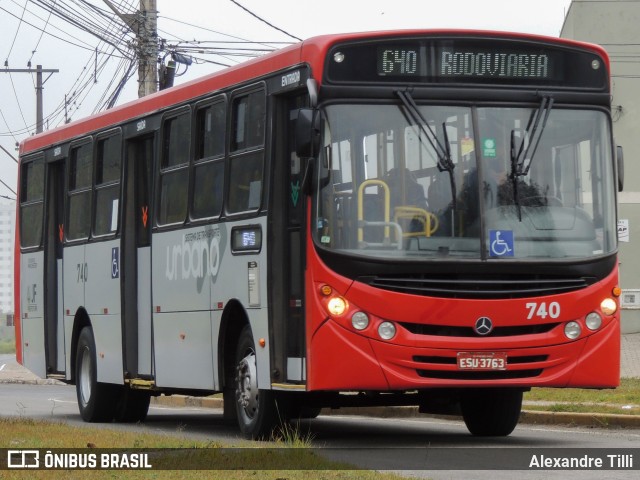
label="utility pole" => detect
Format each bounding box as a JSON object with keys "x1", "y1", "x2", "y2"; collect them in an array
[
  {"x1": 104, "y1": 0, "x2": 158, "y2": 97},
  {"x1": 1, "y1": 66, "x2": 59, "y2": 133}
]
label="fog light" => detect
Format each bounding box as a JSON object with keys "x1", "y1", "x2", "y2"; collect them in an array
[
  {"x1": 601, "y1": 298, "x2": 617, "y2": 316},
  {"x1": 327, "y1": 297, "x2": 347, "y2": 316},
  {"x1": 378, "y1": 321, "x2": 396, "y2": 340},
  {"x1": 564, "y1": 321, "x2": 582, "y2": 340},
  {"x1": 585, "y1": 312, "x2": 603, "y2": 331},
  {"x1": 351, "y1": 311, "x2": 369, "y2": 330}
]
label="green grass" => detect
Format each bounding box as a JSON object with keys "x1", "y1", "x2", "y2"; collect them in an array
[
  {"x1": 0, "y1": 417, "x2": 410, "y2": 480},
  {"x1": 0, "y1": 337, "x2": 15, "y2": 354},
  {"x1": 524, "y1": 378, "x2": 640, "y2": 415}
]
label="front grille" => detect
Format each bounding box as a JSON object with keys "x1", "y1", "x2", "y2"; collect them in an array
[
  {"x1": 400, "y1": 322, "x2": 560, "y2": 337},
  {"x1": 413, "y1": 355, "x2": 548, "y2": 381},
  {"x1": 417, "y1": 369, "x2": 543, "y2": 380},
  {"x1": 413, "y1": 355, "x2": 549, "y2": 365},
  {"x1": 361, "y1": 274, "x2": 595, "y2": 299}
]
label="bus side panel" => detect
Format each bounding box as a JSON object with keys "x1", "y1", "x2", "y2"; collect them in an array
[
  {"x1": 137, "y1": 246, "x2": 153, "y2": 376},
  {"x1": 84, "y1": 240, "x2": 124, "y2": 384},
  {"x1": 211, "y1": 218, "x2": 270, "y2": 390},
  {"x1": 154, "y1": 311, "x2": 214, "y2": 389},
  {"x1": 63, "y1": 244, "x2": 85, "y2": 318},
  {"x1": 91, "y1": 315, "x2": 124, "y2": 385},
  {"x1": 56, "y1": 258, "x2": 65, "y2": 373},
  {"x1": 152, "y1": 228, "x2": 213, "y2": 389},
  {"x1": 84, "y1": 241, "x2": 122, "y2": 316},
  {"x1": 20, "y1": 251, "x2": 46, "y2": 378},
  {"x1": 63, "y1": 244, "x2": 85, "y2": 379}
]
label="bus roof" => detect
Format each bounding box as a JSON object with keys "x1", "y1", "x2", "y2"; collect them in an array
[{"x1": 19, "y1": 29, "x2": 608, "y2": 157}]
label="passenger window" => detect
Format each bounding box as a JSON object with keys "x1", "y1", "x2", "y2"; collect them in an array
[
  {"x1": 228, "y1": 90, "x2": 265, "y2": 213},
  {"x1": 231, "y1": 90, "x2": 265, "y2": 151},
  {"x1": 196, "y1": 102, "x2": 225, "y2": 159},
  {"x1": 94, "y1": 134, "x2": 122, "y2": 236},
  {"x1": 193, "y1": 102, "x2": 225, "y2": 219},
  {"x1": 158, "y1": 112, "x2": 190, "y2": 225},
  {"x1": 67, "y1": 142, "x2": 93, "y2": 240},
  {"x1": 19, "y1": 156, "x2": 45, "y2": 248}
]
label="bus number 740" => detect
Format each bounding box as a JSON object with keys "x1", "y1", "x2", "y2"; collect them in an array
[{"x1": 525, "y1": 301, "x2": 560, "y2": 320}]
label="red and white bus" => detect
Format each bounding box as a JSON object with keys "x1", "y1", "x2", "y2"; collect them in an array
[{"x1": 15, "y1": 30, "x2": 622, "y2": 439}]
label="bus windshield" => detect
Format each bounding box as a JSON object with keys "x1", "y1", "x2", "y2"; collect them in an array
[{"x1": 314, "y1": 103, "x2": 616, "y2": 260}]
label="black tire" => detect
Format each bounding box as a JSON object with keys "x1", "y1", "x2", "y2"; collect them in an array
[
  {"x1": 460, "y1": 388, "x2": 522, "y2": 436},
  {"x1": 234, "y1": 325, "x2": 279, "y2": 439},
  {"x1": 75, "y1": 326, "x2": 118, "y2": 422},
  {"x1": 114, "y1": 388, "x2": 151, "y2": 423}
]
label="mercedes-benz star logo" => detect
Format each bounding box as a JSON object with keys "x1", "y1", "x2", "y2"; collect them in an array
[{"x1": 474, "y1": 317, "x2": 493, "y2": 335}]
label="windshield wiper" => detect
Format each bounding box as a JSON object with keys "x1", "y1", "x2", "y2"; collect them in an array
[
  {"x1": 509, "y1": 95, "x2": 554, "y2": 220},
  {"x1": 396, "y1": 90, "x2": 456, "y2": 211}
]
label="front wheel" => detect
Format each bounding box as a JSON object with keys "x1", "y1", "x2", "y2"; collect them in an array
[
  {"x1": 75, "y1": 326, "x2": 118, "y2": 422},
  {"x1": 235, "y1": 325, "x2": 278, "y2": 439},
  {"x1": 460, "y1": 388, "x2": 522, "y2": 436}
]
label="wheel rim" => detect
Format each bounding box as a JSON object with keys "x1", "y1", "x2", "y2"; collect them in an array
[
  {"x1": 236, "y1": 350, "x2": 259, "y2": 420},
  {"x1": 79, "y1": 346, "x2": 92, "y2": 407}
]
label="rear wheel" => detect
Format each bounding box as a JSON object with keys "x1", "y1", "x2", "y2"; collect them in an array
[
  {"x1": 114, "y1": 388, "x2": 151, "y2": 423},
  {"x1": 235, "y1": 325, "x2": 278, "y2": 439},
  {"x1": 75, "y1": 326, "x2": 118, "y2": 422},
  {"x1": 460, "y1": 388, "x2": 522, "y2": 436}
]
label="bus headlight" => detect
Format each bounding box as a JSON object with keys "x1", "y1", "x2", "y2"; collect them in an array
[
  {"x1": 585, "y1": 312, "x2": 603, "y2": 331},
  {"x1": 327, "y1": 297, "x2": 347, "y2": 316},
  {"x1": 351, "y1": 311, "x2": 369, "y2": 330},
  {"x1": 378, "y1": 321, "x2": 396, "y2": 340},
  {"x1": 600, "y1": 298, "x2": 617, "y2": 316},
  {"x1": 564, "y1": 321, "x2": 582, "y2": 340}
]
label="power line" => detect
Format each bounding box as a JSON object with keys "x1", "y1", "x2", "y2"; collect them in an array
[
  {"x1": 0, "y1": 5, "x2": 116, "y2": 54},
  {"x1": 229, "y1": 0, "x2": 302, "y2": 42},
  {"x1": 5, "y1": 0, "x2": 28, "y2": 64},
  {"x1": 7, "y1": 73, "x2": 31, "y2": 134},
  {"x1": 28, "y1": 0, "x2": 56, "y2": 66}
]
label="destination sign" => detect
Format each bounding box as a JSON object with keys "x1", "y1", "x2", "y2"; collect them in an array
[
  {"x1": 439, "y1": 50, "x2": 550, "y2": 79},
  {"x1": 328, "y1": 37, "x2": 607, "y2": 90},
  {"x1": 377, "y1": 46, "x2": 553, "y2": 79}
]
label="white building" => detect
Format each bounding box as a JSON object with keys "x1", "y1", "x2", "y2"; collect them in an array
[
  {"x1": 0, "y1": 199, "x2": 15, "y2": 315},
  {"x1": 562, "y1": 0, "x2": 640, "y2": 333}
]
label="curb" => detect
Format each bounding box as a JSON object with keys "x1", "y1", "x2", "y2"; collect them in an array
[
  {"x1": 0, "y1": 378, "x2": 65, "y2": 386},
  {"x1": 151, "y1": 395, "x2": 640, "y2": 429}
]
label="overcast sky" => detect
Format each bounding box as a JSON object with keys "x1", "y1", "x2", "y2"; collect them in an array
[{"x1": 0, "y1": 0, "x2": 573, "y2": 196}]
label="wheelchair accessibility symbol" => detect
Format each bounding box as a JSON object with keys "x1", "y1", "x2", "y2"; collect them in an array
[
  {"x1": 112, "y1": 247, "x2": 120, "y2": 279},
  {"x1": 489, "y1": 230, "x2": 514, "y2": 257}
]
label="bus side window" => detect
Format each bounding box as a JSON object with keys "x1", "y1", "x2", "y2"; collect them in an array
[
  {"x1": 94, "y1": 133, "x2": 122, "y2": 235},
  {"x1": 193, "y1": 101, "x2": 225, "y2": 219},
  {"x1": 67, "y1": 141, "x2": 93, "y2": 240},
  {"x1": 228, "y1": 89, "x2": 265, "y2": 213},
  {"x1": 19, "y1": 156, "x2": 45, "y2": 248},
  {"x1": 158, "y1": 111, "x2": 190, "y2": 225}
]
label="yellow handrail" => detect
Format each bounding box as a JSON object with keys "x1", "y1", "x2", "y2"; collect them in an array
[{"x1": 394, "y1": 206, "x2": 439, "y2": 237}]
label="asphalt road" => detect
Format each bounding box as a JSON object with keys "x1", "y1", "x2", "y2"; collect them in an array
[{"x1": 1, "y1": 381, "x2": 640, "y2": 479}]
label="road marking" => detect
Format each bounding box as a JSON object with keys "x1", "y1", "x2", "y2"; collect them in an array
[{"x1": 0, "y1": 364, "x2": 6, "y2": 371}]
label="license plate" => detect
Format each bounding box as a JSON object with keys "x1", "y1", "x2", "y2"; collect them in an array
[{"x1": 457, "y1": 352, "x2": 507, "y2": 371}]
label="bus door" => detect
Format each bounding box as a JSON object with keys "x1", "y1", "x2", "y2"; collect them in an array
[
  {"x1": 44, "y1": 158, "x2": 65, "y2": 375},
  {"x1": 121, "y1": 134, "x2": 154, "y2": 378},
  {"x1": 269, "y1": 94, "x2": 308, "y2": 385}
]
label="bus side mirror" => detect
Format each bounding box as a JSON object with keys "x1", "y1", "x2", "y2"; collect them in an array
[
  {"x1": 617, "y1": 145, "x2": 624, "y2": 192},
  {"x1": 295, "y1": 108, "x2": 320, "y2": 159}
]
